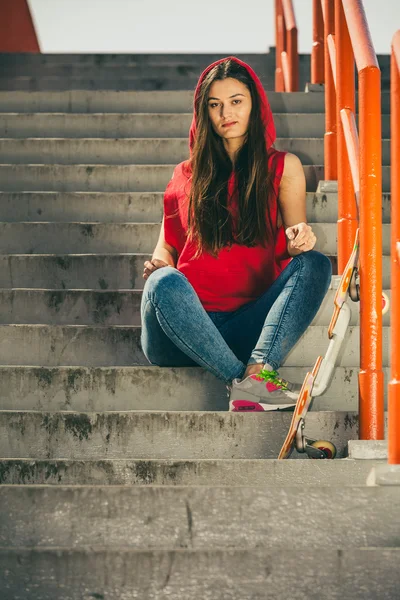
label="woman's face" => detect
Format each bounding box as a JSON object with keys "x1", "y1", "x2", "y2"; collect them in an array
[{"x1": 207, "y1": 77, "x2": 252, "y2": 143}]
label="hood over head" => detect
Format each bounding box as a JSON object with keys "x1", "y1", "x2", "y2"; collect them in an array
[{"x1": 188, "y1": 56, "x2": 276, "y2": 157}]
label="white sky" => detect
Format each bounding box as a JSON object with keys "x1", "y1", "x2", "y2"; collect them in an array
[{"x1": 28, "y1": 0, "x2": 397, "y2": 55}]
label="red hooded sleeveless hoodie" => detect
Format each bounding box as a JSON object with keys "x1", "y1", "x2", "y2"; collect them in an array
[{"x1": 163, "y1": 56, "x2": 291, "y2": 312}]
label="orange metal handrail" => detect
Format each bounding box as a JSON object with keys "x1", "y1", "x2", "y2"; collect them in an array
[
  {"x1": 312, "y1": 0, "x2": 384, "y2": 440},
  {"x1": 389, "y1": 31, "x2": 400, "y2": 464},
  {"x1": 275, "y1": 0, "x2": 299, "y2": 92},
  {"x1": 278, "y1": 0, "x2": 384, "y2": 440}
]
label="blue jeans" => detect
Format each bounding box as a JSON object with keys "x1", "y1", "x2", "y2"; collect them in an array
[{"x1": 140, "y1": 250, "x2": 332, "y2": 386}]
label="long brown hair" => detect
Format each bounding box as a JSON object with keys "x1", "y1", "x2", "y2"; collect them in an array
[{"x1": 169, "y1": 59, "x2": 278, "y2": 260}]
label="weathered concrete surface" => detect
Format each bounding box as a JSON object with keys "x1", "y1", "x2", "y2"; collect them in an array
[
  {"x1": 0, "y1": 190, "x2": 393, "y2": 223},
  {"x1": 0, "y1": 190, "x2": 164, "y2": 222},
  {"x1": 0, "y1": 457, "x2": 386, "y2": 486},
  {"x1": 0, "y1": 137, "x2": 392, "y2": 166},
  {"x1": 0, "y1": 89, "x2": 391, "y2": 114},
  {"x1": 0, "y1": 253, "x2": 392, "y2": 290},
  {"x1": 0, "y1": 546, "x2": 399, "y2": 600},
  {"x1": 0, "y1": 324, "x2": 391, "y2": 367},
  {"x1": 2, "y1": 112, "x2": 369, "y2": 139},
  {"x1": 0, "y1": 221, "x2": 392, "y2": 255},
  {"x1": 1, "y1": 49, "x2": 388, "y2": 68},
  {"x1": 0, "y1": 485, "x2": 399, "y2": 548},
  {"x1": 0, "y1": 220, "x2": 392, "y2": 255},
  {"x1": 0, "y1": 253, "x2": 147, "y2": 289},
  {"x1": 0, "y1": 410, "x2": 374, "y2": 459},
  {"x1": 348, "y1": 440, "x2": 388, "y2": 460},
  {"x1": 0, "y1": 365, "x2": 389, "y2": 412},
  {"x1": 0, "y1": 288, "x2": 391, "y2": 326},
  {"x1": 0, "y1": 411, "x2": 366, "y2": 460},
  {"x1": 0, "y1": 163, "x2": 330, "y2": 192}
]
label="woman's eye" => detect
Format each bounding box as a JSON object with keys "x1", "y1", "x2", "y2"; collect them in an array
[{"x1": 209, "y1": 100, "x2": 241, "y2": 108}]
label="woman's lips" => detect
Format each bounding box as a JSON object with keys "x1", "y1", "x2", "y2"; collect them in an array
[{"x1": 222, "y1": 122, "x2": 237, "y2": 128}]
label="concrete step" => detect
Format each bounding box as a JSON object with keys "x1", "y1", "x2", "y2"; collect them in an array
[
  {"x1": 0, "y1": 163, "x2": 330, "y2": 192},
  {"x1": 0, "y1": 190, "x2": 392, "y2": 224},
  {"x1": 0, "y1": 365, "x2": 390, "y2": 412},
  {"x1": 0, "y1": 65, "x2": 215, "y2": 78},
  {"x1": 0, "y1": 410, "x2": 382, "y2": 459},
  {"x1": 0, "y1": 457, "x2": 385, "y2": 486},
  {"x1": 0, "y1": 90, "x2": 392, "y2": 114},
  {"x1": 0, "y1": 137, "x2": 392, "y2": 165},
  {"x1": 0, "y1": 484, "x2": 397, "y2": 547},
  {"x1": 0, "y1": 324, "x2": 391, "y2": 367},
  {"x1": 2, "y1": 50, "x2": 389, "y2": 68},
  {"x1": 0, "y1": 112, "x2": 392, "y2": 138},
  {"x1": 0, "y1": 288, "x2": 391, "y2": 326},
  {"x1": 2, "y1": 63, "x2": 315, "y2": 81},
  {"x1": 0, "y1": 76, "x2": 288, "y2": 92},
  {"x1": 0, "y1": 253, "x2": 146, "y2": 289},
  {"x1": 0, "y1": 51, "x2": 284, "y2": 66},
  {"x1": 0, "y1": 253, "x2": 391, "y2": 289},
  {"x1": 0, "y1": 221, "x2": 391, "y2": 255},
  {"x1": 0, "y1": 546, "x2": 398, "y2": 600}
]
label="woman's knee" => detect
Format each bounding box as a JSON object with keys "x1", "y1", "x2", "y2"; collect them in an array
[
  {"x1": 296, "y1": 250, "x2": 332, "y2": 283},
  {"x1": 144, "y1": 266, "x2": 184, "y2": 291},
  {"x1": 142, "y1": 267, "x2": 185, "y2": 303}
]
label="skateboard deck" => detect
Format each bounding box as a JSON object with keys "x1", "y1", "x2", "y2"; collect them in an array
[{"x1": 278, "y1": 356, "x2": 323, "y2": 459}]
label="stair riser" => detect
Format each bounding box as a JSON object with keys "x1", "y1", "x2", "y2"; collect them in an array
[
  {"x1": 0, "y1": 410, "x2": 365, "y2": 459},
  {"x1": 0, "y1": 164, "x2": 328, "y2": 192},
  {"x1": 0, "y1": 51, "x2": 389, "y2": 66},
  {"x1": 0, "y1": 75, "x2": 318, "y2": 92},
  {"x1": 0, "y1": 458, "x2": 386, "y2": 486},
  {"x1": 0, "y1": 485, "x2": 398, "y2": 548},
  {"x1": 0, "y1": 138, "x2": 392, "y2": 166},
  {"x1": 0, "y1": 289, "x2": 391, "y2": 326},
  {"x1": 0, "y1": 547, "x2": 398, "y2": 600},
  {"x1": 0, "y1": 90, "x2": 391, "y2": 113},
  {"x1": 5, "y1": 192, "x2": 391, "y2": 224},
  {"x1": 0, "y1": 254, "x2": 391, "y2": 289},
  {"x1": 0, "y1": 325, "x2": 391, "y2": 367},
  {"x1": 0, "y1": 365, "x2": 390, "y2": 412},
  {"x1": 0, "y1": 112, "x2": 392, "y2": 139},
  {"x1": 0, "y1": 222, "x2": 392, "y2": 254}
]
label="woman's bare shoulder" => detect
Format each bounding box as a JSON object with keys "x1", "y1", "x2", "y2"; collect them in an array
[{"x1": 280, "y1": 152, "x2": 304, "y2": 184}]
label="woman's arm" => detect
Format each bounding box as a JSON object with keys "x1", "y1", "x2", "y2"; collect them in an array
[{"x1": 278, "y1": 152, "x2": 317, "y2": 256}]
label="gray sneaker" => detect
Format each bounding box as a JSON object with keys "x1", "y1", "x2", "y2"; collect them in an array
[{"x1": 228, "y1": 369, "x2": 300, "y2": 412}]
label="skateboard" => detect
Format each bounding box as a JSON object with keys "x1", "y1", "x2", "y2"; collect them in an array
[{"x1": 278, "y1": 228, "x2": 389, "y2": 459}]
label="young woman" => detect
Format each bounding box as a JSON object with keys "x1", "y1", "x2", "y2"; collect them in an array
[{"x1": 140, "y1": 56, "x2": 332, "y2": 411}]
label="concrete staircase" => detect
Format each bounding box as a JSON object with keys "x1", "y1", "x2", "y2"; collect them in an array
[{"x1": 0, "y1": 52, "x2": 397, "y2": 598}]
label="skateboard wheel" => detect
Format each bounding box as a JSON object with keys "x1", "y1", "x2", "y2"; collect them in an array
[
  {"x1": 309, "y1": 440, "x2": 337, "y2": 459},
  {"x1": 382, "y1": 291, "x2": 390, "y2": 315}
]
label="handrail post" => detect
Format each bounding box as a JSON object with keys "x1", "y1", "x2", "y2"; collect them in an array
[
  {"x1": 389, "y1": 32, "x2": 400, "y2": 462},
  {"x1": 342, "y1": 0, "x2": 384, "y2": 440},
  {"x1": 323, "y1": 0, "x2": 337, "y2": 179},
  {"x1": 312, "y1": 0, "x2": 325, "y2": 84},
  {"x1": 335, "y1": 0, "x2": 358, "y2": 273},
  {"x1": 358, "y1": 64, "x2": 384, "y2": 440}
]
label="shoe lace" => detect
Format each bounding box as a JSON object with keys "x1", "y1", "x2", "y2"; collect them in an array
[{"x1": 256, "y1": 368, "x2": 289, "y2": 390}]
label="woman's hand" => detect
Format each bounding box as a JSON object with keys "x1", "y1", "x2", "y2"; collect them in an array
[
  {"x1": 143, "y1": 258, "x2": 170, "y2": 280},
  {"x1": 285, "y1": 222, "x2": 317, "y2": 257}
]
